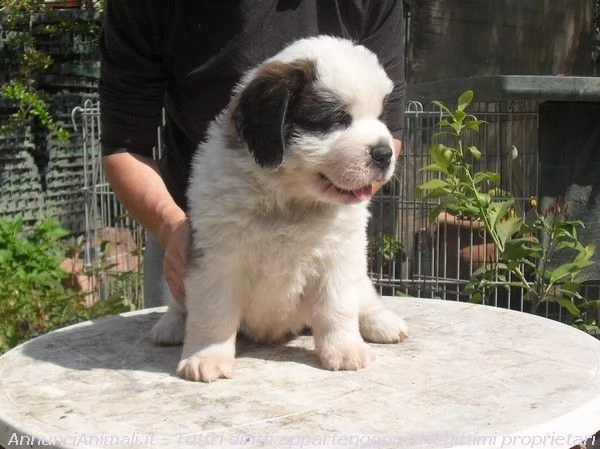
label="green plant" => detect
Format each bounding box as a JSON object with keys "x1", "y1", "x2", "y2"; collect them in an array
[
  {"x1": 0, "y1": 217, "x2": 132, "y2": 354},
  {"x1": 1, "y1": 80, "x2": 70, "y2": 142},
  {"x1": 370, "y1": 233, "x2": 404, "y2": 262},
  {"x1": 1, "y1": 0, "x2": 65, "y2": 142},
  {"x1": 90, "y1": 240, "x2": 143, "y2": 311},
  {"x1": 0, "y1": 0, "x2": 102, "y2": 141},
  {"x1": 416, "y1": 91, "x2": 599, "y2": 335}
]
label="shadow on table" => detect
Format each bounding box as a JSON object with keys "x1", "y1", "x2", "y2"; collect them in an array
[{"x1": 20, "y1": 311, "x2": 319, "y2": 376}]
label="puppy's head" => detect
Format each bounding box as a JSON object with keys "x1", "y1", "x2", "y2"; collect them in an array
[{"x1": 231, "y1": 36, "x2": 397, "y2": 205}]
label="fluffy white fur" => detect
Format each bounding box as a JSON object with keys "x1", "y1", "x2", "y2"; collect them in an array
[{"x1": 151, "y1": 36, "x2": 408, "y2": 382}]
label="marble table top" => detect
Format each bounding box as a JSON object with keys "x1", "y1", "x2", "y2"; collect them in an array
[{"x1": 1, "y1": 297, "x2": 599, "y2": 449}]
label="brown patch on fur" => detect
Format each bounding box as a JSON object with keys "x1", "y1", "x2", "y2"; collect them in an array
[
  {"x1": 226, "y1": 58, "x2": 317, "y2": 142},
  {"x1": 254, "y1": 58, "x2": 317, "y2": 91}
]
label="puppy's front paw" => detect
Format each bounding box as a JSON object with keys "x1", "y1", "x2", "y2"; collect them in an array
[
  {"x1": 359, "y1": 308, "x2": 408, "y2": 343},
  {"x1": 177, "y1": 352, "x2": 235, "y2": 382},
  {"x1": 151, "y1": 312, "x2": 186, "y2": 346},
  {"x1": 317, "y1": 339, "x2": 372, "y2": 371}
]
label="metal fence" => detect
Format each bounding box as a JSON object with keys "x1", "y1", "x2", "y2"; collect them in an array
[
  {"x1": 369, "y1": 100, "x2": 539, "y2": 305},
  {"x1": 72, "y1": 98, "x2": 596, "y2": 324},
  {"x1": 71, "y1": 100, "x2": 144, "y2": 306}
]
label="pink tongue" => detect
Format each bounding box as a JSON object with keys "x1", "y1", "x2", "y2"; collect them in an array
[{"x1": 352, "y1": 185, "x2": 373, "y2": 201}]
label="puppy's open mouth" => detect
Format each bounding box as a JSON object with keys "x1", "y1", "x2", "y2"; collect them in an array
[{"x1": 318, "y1": 174, "x2": 373, "y2": 202}]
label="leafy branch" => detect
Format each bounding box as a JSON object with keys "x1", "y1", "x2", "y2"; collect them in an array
[
  {"x1": 0, "y1": 217, "x2": 136, "y2": 353},
  {"x1": 0, "y1": 0, "x2": 73, "y2": 142},
  {"x1": 1, "y1": 80, "x2": 70, "y2": 142},
  {"x1": 416, "y1": 91, "x2": 598, "y2": 334}
]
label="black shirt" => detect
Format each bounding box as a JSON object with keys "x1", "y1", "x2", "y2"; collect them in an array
[{"x1": 100, "y1": 0, "x2": 406, "y2": 211}]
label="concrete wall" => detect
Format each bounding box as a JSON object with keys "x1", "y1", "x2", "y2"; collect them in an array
[{"x1": 407, "y1": 0, "x2": 597, "y2": 82}]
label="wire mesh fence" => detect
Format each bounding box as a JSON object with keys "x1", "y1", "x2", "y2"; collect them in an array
[
  {"x1": 369, "y1": 99, "x2": 539, "y2": 301},
  {"x1": 71, "y1": 97, "x2": 599, "y2": 327},
  {"x1": 71, "y1": 100, "x2": 144, "y2": 307},
  {"x1": 369, "y1": 97, "x2": 600, "y2": 329}
]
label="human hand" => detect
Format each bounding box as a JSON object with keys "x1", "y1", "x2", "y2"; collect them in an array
[
  {"x1": 163, "y1": 218, "x2": 191, "y2": 304},
  {"x1": 371, "y1": 138, "x2": 402, "y2": 194}
]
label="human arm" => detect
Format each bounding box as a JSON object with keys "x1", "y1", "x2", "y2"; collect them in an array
[
  {"x1": 100, "y1": 0, "x2": 188, "y2": 303},
  {"x1": 102, "y1": 153, "x2": 189, "y2": 303}
]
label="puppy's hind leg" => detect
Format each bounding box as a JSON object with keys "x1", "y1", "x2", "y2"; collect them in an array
[
  {"x1": 151, "y1": 291, "x2": 187, "y2": 346},
  {"x1": 358, "y1": 280, "x2": 408, "y2": 343}
]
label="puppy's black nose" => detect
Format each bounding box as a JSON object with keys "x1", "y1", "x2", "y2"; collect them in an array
[{"x1": 369, "y1": 145, "x2": 393, "y2": 168}]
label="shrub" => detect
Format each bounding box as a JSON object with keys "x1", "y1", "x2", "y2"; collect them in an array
[
  {"x1": 416, "y1": 91, "x2": 600, "y2": 336},
  {"x1": 0, "y1": 217, "x2": 131, "y2": 353}
]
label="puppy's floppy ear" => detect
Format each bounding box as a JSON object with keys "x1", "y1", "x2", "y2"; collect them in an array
[{"x1": 233, "y1": 59, "x2": 316, "y2": 168}]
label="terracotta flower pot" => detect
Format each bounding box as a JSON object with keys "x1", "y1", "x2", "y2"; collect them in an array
[{"x1": 435, "y1": 212, "x2": 497, "y2": 280}]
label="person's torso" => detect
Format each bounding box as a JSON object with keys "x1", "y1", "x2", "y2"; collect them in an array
[{"x1": 157, "y1": 0, "x2": 365, "y2": 210}]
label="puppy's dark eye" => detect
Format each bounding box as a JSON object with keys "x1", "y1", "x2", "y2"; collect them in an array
[
  {"x1": 331, "y1": 111, "x2": 352, "y2": 129},
  {"x1": 289, "y1": 87, "x2": 352, "y2": 134},
  {"x1": 292, "y1": 108, "x2": 351, "y2": 133}
]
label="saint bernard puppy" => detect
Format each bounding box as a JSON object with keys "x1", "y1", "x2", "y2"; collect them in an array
[{"x1": 151, "y1": 36, "x2": 408, "y2": 382}]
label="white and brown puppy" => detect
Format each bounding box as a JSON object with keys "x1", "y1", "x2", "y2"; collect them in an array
[{"x1": 151, "y1": 36, "x2": 408, "y2": 382}]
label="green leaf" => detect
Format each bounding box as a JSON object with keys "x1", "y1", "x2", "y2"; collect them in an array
[
  {"x1": 495, "y1": 216, "x2": 522, "y2": 248},
  {"x1": 471, "y1": 171, "x2": 501, "y2": 187},
  {"x1": 559, "y1": 281, "x2": 581, "y2": 297},
  {"x1": 457, "y1": 90, "x2": 474, "y2": 112},
  {"x1": 555, "y1": 298, "x2": 581, "y2": 318},
  {"x1": 417, "y1": 178, "x2": 450, "y2": 191},
  {"x1": 449, "y1": 121, "x2": 463, "y2": 136},
  {"x1": 428, "y1": 204, "x2": 446, "y2": 222},
  {"x1": 470, "y1": 292, "x2": 483, "y2": 304},
  {"x1": 579, "y1": 300, "x2": 600, "y2": 311},
  {"x1": 431, "y1": 130, "x2": 454, "y2": 141},
  {"x1": 454, "y1": 109, "x2": 467, "y2": 124},
  {"x1": 488, "y1": 199, "x2": 515, "y2": 227},
  {"x1": 430, "y1": 143, "x2": 454, "y2": 168},
  {"x1": 502, "y1": 236, "x2": 542, "y2": 261},
  {"x1": 475, "y1": 192, "x2": 491, "y2": 208},
  {"x1": 471, "y1": 265, "x2": 491, "y2": 278},
  {"x1": 549, "y1": 262, "x2": 588, "y2": 283},
  {"x1": 421, "y1": 163, "x2": 448, "y2": 175},
  {"x1": 467, "y1": 146, "x2": 481, "y2": 160},
  {"x1": 464, "y1": 119, "x2": 487, "y2": 132},
  {"x1": 576, "y1": 323, "x2": 600, "y2": 335},
  {"x1": 575, "y1": 244, "x2": 595, "y2": 264},
  {"x1": 472, "y1": 173, "x2": 485, "y2": 185},
  {"x1": 438, "y1": 118, "x2": 451, "y2": 128},
  {"x1": 432, "y1": 100, "x2": 453, "y2": 117}
]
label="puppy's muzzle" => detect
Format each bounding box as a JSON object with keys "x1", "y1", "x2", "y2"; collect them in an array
[{"x1": 369, "y1": 145, "x2": 393, "y2": 169}]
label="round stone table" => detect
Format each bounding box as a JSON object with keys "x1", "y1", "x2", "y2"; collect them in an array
[{"x1": 1, "y1": 298, "x2": 599, "y2": 449}]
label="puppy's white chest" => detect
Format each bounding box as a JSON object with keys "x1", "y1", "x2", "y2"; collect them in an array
[{"x1": 240, "y1": 221, "x2": 329, "y2": 289}]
